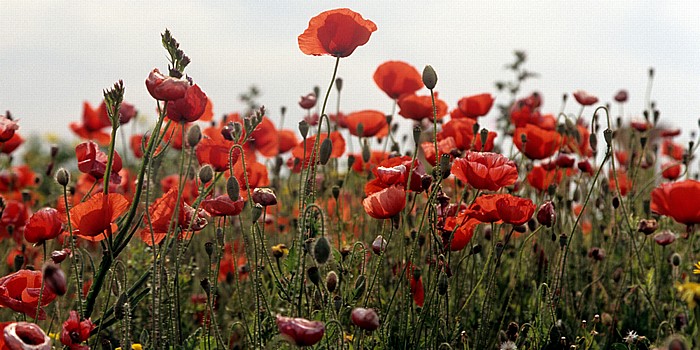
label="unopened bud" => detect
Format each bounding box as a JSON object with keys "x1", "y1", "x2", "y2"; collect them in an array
[
  {"x1": 298, "y1": 120, "x2": 309, "y2": 139},
  {"x1": 326, "y1": 271, "x2": 338, "y2": 292},
  {"x1": 198, "y1": 165, "x2": 214, "y2": 183},
  {"x1": 537, "y1": 201, "x2": 556, "y2": 227},
  {"x1": 372, "y1": 235, "x2": 387, "y2": 255},
  {"x1": 55, "y1": 168, "x2": 70, "y2": 186},
  {"x1": 313, "y1": 236, "x2": 331, "y2": 264},
  {"x1": 43, "y1": 263, "x2": 67, "y2": 296},
  {"x1": 438, "y1": 273, "x2": 448, "y2": 295},
  {"x1": 251, "y1": 203, "x2": 263, "y2": 223},
  {"x1": 204, "y1": 241, "x2": 214, "y2": 257},
  {"x1": 320, "y1": 138, "x2": 333, "y2": 165},
  {"x1": 50, "y1": 249, "x2": 71, "y2": 264},
  {"x1": 186, "y1": 124, "x2": 202, "y2": 147},
  {"x1": 422, "y1": 65, "x2": 437, "y2": 90},
  {"x1": 362, "y1": 139, "x2": 370, "y2": 163},
  {"x1": 335, "y1": 77, "x2": 343, "y2": 92},
  {"x1": 226, "y1": 176, "x2": 240, "y2": 201},
  {"x1": 307, "y1": 266, "x2": 321, "y2": 286}
]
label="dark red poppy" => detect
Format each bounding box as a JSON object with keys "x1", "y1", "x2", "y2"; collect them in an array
[
  {"x1": 298, "y1": 8, "x2": 376, "y2": 58},
  {"x1": 201, "y1": 195, "x2": 245, "y2": 217},
  {"x1": 0, "y1": 165, "x2": 37, "y2": 193},
  {"x1": 299, "y1": 93, "x2": 317, "y2": 110},
  {"x1": 651, "y1": 179, "x2": 700, "y2": 225},
  {"x1": 76, "y1": 140, "x2": 122, "y2": 184},
  {"x1": 160, "y1": 174, "x2": 199, "y2": 205},
  {"x1": 291, "y1": 131, "x2": 346, "y2": 168},
  {"x1": 660, "y1": 128, "x2": 681, "y2": 138},
  {"x1": 351, "y1": 308, "x2": 380, "y2": 331},
  {"x1": 407, "y1": 265, "x2": 424, "y2": 307},
  {"x1": 630, "y1": 120, "x2": 652, "y2": 132},
  {"x1": 278, "y1": 129, "x2": 299, "y2": 154},
  {"x1": 69, "y1": 193, "x2": 129, "y2": 241},
  {"x1": 24, "y1": 208, "x2": 63, "y2": 244},
  {"x1": 0, "y1": 114, "x2": 19, "y2": 142},
  {"x1": 495, "y1": 195, "x2": 536, "y2": 226},
  {"x1": 513, "y1": 124, "x2": 562, "y2": 160},
  {"x1": 662, "y1": 139, "x2": 684, "y2": 161},
  {"x1": 363, "y1": 185, "x2": 406, "y2": 219},
  {"x1": 527, "y1": 165, "x2": 565, "y2": 192},
  {"x1": 614, "y1": 90, "x2": 628, "y2": 103},
  {"x1": 344, "y1": 110, "x2": 388, "y2": 137},
  {"x1": 451, "y1": 151, "x2": 518, "y2": 191},
  {"x1": 60, "y1": 310, "x2": 94, "y2": 350},
  {"x1": 662, "y1": 162, "x2": 682, "y2": 180},
  {"x1": 577, "y1": 160, "x2": 595, "y2": 176},
  {"x1": 397, "y1": 93, "x2": 448, "y2": 121},
  {"x1": 0, "y1": 200, "x2": 30, "y2": 241},
  {"x1": 457, "y1": 93, "x2": 494, "y2": 119},
  {"x1": 0, "y1": 270, "x2": 57, "y2": 320},
  {"x1": 130, "y1": 134, "x2": 144, "y2": 158},
  {"x1": 0, "y1": 132, "x2": 24, "y2": 155},
  {"x1": 373, "y1": 61, "x2": 423, "y2": 99},
  {"x1": 69, "y1": 101, "x2": 111, "y2": 145},
  {"x1": 276, "y1": 315, "x2": 325, "y2": 346},
  {"x1": 653, "y1": 230, "x2": 676, "y2": 246},
  {"x1": 166, "y1": 84, "x2": 208, "y2": 123},
  {"x1": 145, "y1": 68, "x2": 189, "y2": 101},
  {"x1": 572, "y1": 90, "x2": 598, "y2": 106},
  {"x1": 117, "y1": 101, "x2": 137, "y2": 125},
  {"x1": 195, "y1": 137, "x2": 240, "y2": 172},
  {"x1": 537, "y1": 201, "x2": 556, "y2": 227},
  {"x1": 1, "y1": 322, "x2": 52, "y2": 349}
]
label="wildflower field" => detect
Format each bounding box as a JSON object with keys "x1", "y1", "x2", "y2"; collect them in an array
[{"x1": 1, "y1": 7, "x2": 700, "y2": 350}]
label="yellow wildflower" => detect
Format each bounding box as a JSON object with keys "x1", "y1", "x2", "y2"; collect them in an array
[
  {"x1": 271, "y1": 244, "x2": 289, "y2": 258},
  {"x1": 693, "y1": 261, "x2": 700, "y2": 275},
  {"x1": 115, "y1": 345, "x2": 143, "y2": 350},
  {"x1": 676, "y1": 282, "x2": 700, "y2": 309}
]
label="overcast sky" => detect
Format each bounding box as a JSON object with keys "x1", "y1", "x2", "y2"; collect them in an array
[{"x1": 1, "y1": 1, "x2": 699, "y2": 149}]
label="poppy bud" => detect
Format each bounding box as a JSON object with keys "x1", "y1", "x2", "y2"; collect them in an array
[
  {"x1": 198, "y1": 165, "x2": 213, "y2": 184},
  {"x1": 298, "y1": 120, "x2": 309, "y2": 139},
  {"x1": 351, "y1": 307, "x2": 380, "y2": 332},
  {"x1": 313, "y1": 236, "x2": 331, "y2": 264},
  {"x1": 43, "y1": 263, "x2": 67, "y2": 296},
  {"x1": 362, "y1": 139, "x2": 370, "y2": 163},
  {"x1": 251, "y1": 203, "x2": 263, "y2": 223},
  {"x1": 320, "y1": 138, "x2": 333, "y2": 165},
  {"x1": 587, "y1": 247, "x2": 605, "y2": 261},
  {"x1": 637, "y1": 219, "x2": 658, "y2": 235},
  {"x1": 372, "y1": 235, "x2": 387, "y2": 255},
  {"x1": 335, "y1": 77, "x2": 343, "y2": 92},
  {"x1": 204, "y1": 241, "x2": 214, "y2": 257},
  {"x1": 480, "y1": 128, "x2": 489, "y2": 150},
  {"x1": 353, "y1": 275, "x2": 366, "y2": 300},
  {"x1": 226, "y1": 176, "x2": 240, "y2": 202},
  {"x1": 422, "y1": 65, "x2": 437, "y2": 90},
  {"x1": 200, "y1": 278, "x2": 211, "y2": 295},
  {"x1": 307, "y1": 266, "x2": 321, "y2": 286},
  {"x1": 276, "y1": 315, "x2": 325, "y2": 347},
  {"x1": 612, "y1": 196, "x2": 620, "y2": 209},
  {"x1": 413, "y1": 126, "x2": 422, "y2": 145},
  {"x1": 671, "y1": 253, "x2": 682, "y2": 267},
  {"x1": 537, "y1": 201, "x2": 556, "y2": 227},
  {"x1": 331, "y1": 185, "x2": 340, "y2": 200},
  {"x1": 326, "y1": 271, "x2": 338, "y2": 293},
  {"x1": 184, "y1": 124, "x2": 202, "y2": 147},
  {"x1": 55, "y1": 168, "x2": 70, "y2": 186},
  {"x1": 438, "y1": 273, "x2": 448, "y2": 295},
  {"x1": 252, "y1": 188, "x2": 277, "y2": 207},
  {"x1": 472, "y1": 122, "x2": 480, "y2": 137},
  {"x1": 3, "y1": 322, "x2": 52, "y2": 350},
  {"x1": 50, "y1": 249, "x2": 71, "y2": 264}
]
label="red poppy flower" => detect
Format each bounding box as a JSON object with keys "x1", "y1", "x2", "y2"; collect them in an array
[
  {"x1": 407, "y1": 265, "x2": 424, "y2": 307},
  {"x1": 562, "y1": 124, "x2": 592, "y2": 157},
  {"x1": 608, "y1": 170, "x2": 631, "y2": 196},
  {"x1": 0, "y1": 114, "x2": 19, "y2": 142},
  {"x1": 298, "y1": 8, "x2": 377, "y2": 57},
  {"x1": 660, "y1": 128, "x2": 681, "y2": 138},
  {"x1": 363, "y1": 185, "x2": 406, "y2": 219},
  {"x1": 344, "y1": 110, "x2": 388, "y2": 138},
  {"x1": 364, "y1": 156, "x2": 426, "y2": 194},
  {"x1": 351, "y1": 307, "x2": 380, "y2": 331},
  {"x1": 276, "y1": 315, "x2": 325, "y2": 346},
  {"x1": 201, "y1": 195, "x2": 245, "y2": 217},
  {"x1": 662, "y1": 163, "x2": 682, "y2": 180},
  {"x1": 0, "y1": 200, "x2": 30, "y2": 241},
  {"x1": 160, "y1": 175, "x2": 200, "y2": 205},
  {"x1": 420, "y1": 137, "x2": 457, "y2": 166},
  {"x1": 24, "y1": 208, "x2": 63, "y2": 244},
  {"x1": 226, "y1": 113, "x2": 280, "y2": 157},
  {"x1": 130, "y1": 134, "x2": 144, "y2": 158},
  {"x1": 650, "y1": 179, "x2": 700, "y2": 225},
  {"x1": 513, "y1": 124, "x2": 562, "y2": 160},
  {"x1": 0, "y1": 132, "x2": 24, "y2": 155},
  {"x1": 630, "y1": 120, "x2": 652, "y2": 132},
  {"x1": 145, "y1": 68, "x2": 189, "y2": 101},
  {"x1": 278, "y1": 129, "x2": 299, "y2": 154},
  {"x1": 457, "y1": 93, "x2": 494, "y2": 119},
  {"x1": 0, "y1": 270, "x2": 57, "y2": 320},
  {"x1": 291, "y1": 131, "x2": 346, "y2": 168},
  {"x1": 69, "y1": 101, "x2": 111, "y2": 145},
  {"x1": 451, "y1": 151, "x2": 518, "y2": 191},
  {"x1": 76, "y1": 140, "x2": 122, "y2": 184},
  {"x1": 218, "y1": 243, "x2": 249, "y2": 282},
  {"x1": 465, "y1": 194, "x2": 509, "y2": 223},
  {"x1": 373, "y1": 61, "x2": 423, "y2": 99},
  {"x1": 440, "y1": 118, "x2": 496, "y2": 152},
  {"x1": 351, "y1": 150, "x2": 389, "y2": 173},
  {"x1": 1, "y1": 322, "x2": 52, "y2": 349},
  {"x1": 572, "y1": 90, "x2": 599, "y2": 106},
  {"x1": 140, "y1": 188, "x2": 209, "y2": 246},
  {"x1": 527, "y1": 165, "x2": 565, "y2": 192},
  {"x1": 614, "y1": 90, "x2": 628, "y2": 103},
  {"x1": 0, "y1": 165, "x2": 37, "y2": 193},
  {"x1": 196, "y1": 137, "x2": 240, "y2": 172},
  {"x1": 662, "y1": 139, "x2": 684, "y2": 161},
  {"x1": 397, "y1": 93, "x2": 448, "y2": 121},
  {"x1": 69, "y1": 193, "x2": 129, "y2": 241},
  {"x1": 299, "y1": 93, "x2": 317, "y2": 110},
  {"x1": 166, "y1": 84, "x2": 208, "y2": 123},
  {"x1": 443, "y1": 214, "x2": 480, "y2": 251},
  {"x1": 60, "y1": 310, "x2": 94, "y2": 350},
  {"x1": 233, "y1": 159, "x2": 270, "y2": 198},
  {"x1": 495, "y1": 195, "x2": 536, "y2": 225}
]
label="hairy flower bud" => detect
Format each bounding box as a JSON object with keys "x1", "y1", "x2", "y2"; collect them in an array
[
  {"x1": 313, "y1": 236, "x2": 331, "y2": 264},
  {"x1": 186, "y1": 124, "x2": 202, "y2": 148},
  {"x1": 325, "y1": 271, "x2": 338, "y2": 293},
  {"x1": 422, "y1": 65, "x2": 437, "y2": 90},
  {"x1": 198, "y1": 165, "x2": 213, "y2": 184},
  {"x1": 226, "y1": 176, "x2": 240, "y2": 202},
  {"x1": 320, "y1": 138, "x2": 333, "y2": 165},
  {"x1": 55, "y1": 168, "x2": 70, "y2": 186}
]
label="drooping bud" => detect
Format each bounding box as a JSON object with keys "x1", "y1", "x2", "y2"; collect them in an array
[
  {"x1": 114, "y1": 292, "x2": 129, "y2": 320},
  {"x1": 319, "y1": 138, "x2": 333, "y2": 165},
  {"x1": 422, "y1": 65, "x2": 437, "y2": 90},
  {"x1": 352, "y1": 275, "x2": 366, "y2": 301},
  {"x1": 313, "y1": 236, "x2": 331, "y2": 264},
  {"x1": 603, "y1": 129, "x2": 613, "y2": 145},
  {"x1": 307, "y1": 266, "x2": 321, "y2": 286}
]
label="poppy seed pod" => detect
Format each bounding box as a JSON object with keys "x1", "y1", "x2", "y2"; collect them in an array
[
  {"x1": 325, "y1": 271, "x2": 338, "y2": 293},
  {"x1": 319, "y1": 138, "x2": 333, "y2": 165},
  {"x1": 252, "y1": 188, "x2": 277, "y2": 207},
  {"x1": 351, "y1": 307, "x2": 380, "y2": 331},
  {"x1": 198, "y1": 165, "x2": 213, "y2": 184},
  {"x1": 3, "y1": 322, "x2": 52, "y2": 350},
  {"x1": 226, "y1": 176, "x2": 240, "y2": 202},
  {"x1": 671, "y1": 253, "x2": 682, "y2": 267},
  {"x1": 55, "y1": 168, "x2": 70, "y2": 187},
  {"x1": 42, "y1": 263, "x2": 67, "y2": 296},
  {"x1": 298, "y1": 120, "x2": 309, "y2": 139},
  {"x1": 313, "y1": 236, "x2": 331, "y2": 264},
  {"x1": 422, "y1": 65, "x2": 437, "y2": 90}
]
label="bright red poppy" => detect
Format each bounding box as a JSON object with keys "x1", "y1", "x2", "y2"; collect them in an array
[
  {"x1": 69, "y1": 192, "x2": 129, "y2": 241},
  {"x1": 0, "y1": 114, "x2": 19, "y2": 142},
  {"x1": 0, "y1": 200, "x2": 30, "y2": 241},
  {"x1": 650, "y1": 179, "x2": 700, "y2": 225},
  {"x1": 69, "y1": 101, "x2": 111, "y2": 145},
  {"x1": 24, "y1": 208, "x2": 63, "y2": 244},
  {"x1": 0, "y1": 132, "x2": 25, "y2": 155},
  {"x1": 166, "y1": 84, "x2": 208, "y2": 123},
  {"x1": 195, "y1": 137, "x2": 240, "y2": 172},
  {"x1": 373, "y1": 61, "x2": 423, "y2": 99},
  {"x1": 226, "y1": 113, "x2": 279, "y2": 157},
  {"x1": 0, "y1": 270, "x2": 57, "y2": 319},
  {"x1": 278, "y1": 129, "x2": 299, "y2": 154},
  {"x1": 363, "y1": 185, "x2": 406, "y2": 219},
  {"x1": 130, "y1": 134, "x2": 144, "y2": 158},
  {"x1": 420, "y1": 137, "x2": 457, "y2": 166},
  {"x1": 344, "y1": 110, "x2": 388, "y2": 138},
  {"x1": 160, "y1": 174, "x2": 200, "y2": 205},
  {"x1": 298, "y1": 8, "x2": 377, "y2": 57},
  {"x1": 276, "y1": 315, "x2": 325, "y2": 346},
  {"x1": 662, "y1": 163, "x2": 682, "y2": 180},
  {"x1": 407, "y1": 264, "x2": 425, "y2": 307},
  {"x1": 145, "y1": 68, "x2": 189, "y2": 101},
  {"x1": 364, "y1": 156, "x2": 426, "y2": 194},
  {"x1": 513, "y1": 124, "x2": 562, "y2": 160},
  {"x1": 232, "y1": 159, "x2": 270, "y2": 199},
  {"x1": 466, "y1": 194, "x2": 508, "y2": 223},
  {"x1": 457, "y1": 93, "x2": 494, "y2": 119},
  {"x1": 439, "y1": 118, "x2": 496, "y2": 152},
  {"x1": 495, "y1": 195, "x2": 536, "y2": 225},
  {"x1": 397, "y1": 93, "x2": 448, "y2": 121},
  {"x1": 443, "y1": 214, "x2": 480, "y2": 251},
  {"x1": 0, "y1": 165, "x2": 37, "y2": 193},
  {"x1": 201, "y1": 195, "x2": 245, "y2": 217},
  {"x1": 527, "y1": 165, "x2": 566, "y2": 192},
  {"x1": 218, "y1": 242, "x2": 249, "y2": 282},
  {"x1": 451, "y1": 151, "x2": 518, "y2": 191},
  {"x1": 662, "y1": 139, "x2": 684, "y2": 161},
  {"x1": 140, "y1": 188, "x2": 209, "y2": 246},
  {"x1": 60, "y1": 310, "x2": 94, "y2": 350},
  {"x1": 76, "y1": 140, "x2": 123, "y2": 184},
  {"x1": 572, "y1": 90, "x2": 599, "y2": 106},
  {"x1": 351, "y1": 150, "x2": 390, "y2": 173},
  {"x1": 608, "y1": 170, "x2": 631, "y2": 196}
]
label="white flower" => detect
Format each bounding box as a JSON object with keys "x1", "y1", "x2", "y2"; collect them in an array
[
  {"x1": 500, "y1": 341, "x2": 517, "y2": 350},
  {"x1": 623, "y1": 330, "x2": 638, "y2": 344}
]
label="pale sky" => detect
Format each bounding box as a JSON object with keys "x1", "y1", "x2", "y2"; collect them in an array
[{"x1": 1, "y1": 1, "x2": 699, "y2": 149}]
